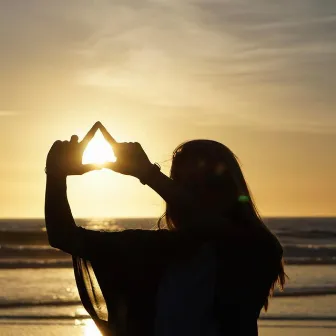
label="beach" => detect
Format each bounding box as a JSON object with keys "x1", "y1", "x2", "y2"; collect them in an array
[
  {"x1": 1, "y1": 321, "x2": 336, "y2": 336},
  {"x1": 0, "y1": 217, "x2": 335, "y2": 335},
  {"x1": 1, "y1": 313, "x2": 336, "y2": 336}
]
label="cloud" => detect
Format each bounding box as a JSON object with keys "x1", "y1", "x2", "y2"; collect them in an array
[
  {"x1": 193, "y1": 111, "x2": 336, "y2": 135},
  {"x1": 1, "y1": 0, "x2": 335, "y2": 133}
]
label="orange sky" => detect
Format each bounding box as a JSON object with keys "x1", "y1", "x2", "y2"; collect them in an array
[{"x1": 0, "y1": 0, "x2": 335, "y2": 218}]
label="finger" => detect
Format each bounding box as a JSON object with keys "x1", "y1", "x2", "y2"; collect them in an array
[
  {"x1": 112, "y1": 142, "x2": 132, "y2": 157},
  {"x1": 46, "y1": 140, "x2": 63, "y2": 160},
  {"x1": 49, "y1": 140, "x2": 62, "y2": 150},
  {"x1": 48, "y1": 140, "x2": 61, "y2": 152},
  {"x1": 101, "y1": 161, "x2": 122, "y2": 173},
  {"x1": 53, "y1": 140, "x2": 63, "y2": 146},
  {"x1": 46, "y1": 140, "x2": 65, "y2": 173},
  {"x1": 80, "y1": 164, "x2": 103, "y2": 174},
  {"x1": 99, "y1": 123, "x2": 118, "y2": 145},
  {"x1": 80, "y1": 122, "x2": 100, "y2": 147},
  {"x1": 70, "y1": 135, "x2": 79, "y2": 144}
]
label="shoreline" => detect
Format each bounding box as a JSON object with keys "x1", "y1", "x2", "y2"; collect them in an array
[
  {"x1": 0, "y1": 320, "x2": 335, "y2": 336},
  {"x1": 2, "y1": 259, "x2": 336, "y2": 269}
]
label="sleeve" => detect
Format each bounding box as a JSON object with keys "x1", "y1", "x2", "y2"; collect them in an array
[
  {"x1": 64, "y1": 227, "x2": 186, "y2": 264},
  {"x1": 71, "y1": 228, "x2": 193, "y2": 335}
]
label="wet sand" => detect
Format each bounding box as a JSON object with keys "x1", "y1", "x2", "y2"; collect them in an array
[{"x1": 0, "y1": 320, "x2": 336, "y2": 336}]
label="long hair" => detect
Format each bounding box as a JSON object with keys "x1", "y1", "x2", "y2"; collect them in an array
[{"x1": 157, "y1": 139, "x2": 286, "y2": 311}]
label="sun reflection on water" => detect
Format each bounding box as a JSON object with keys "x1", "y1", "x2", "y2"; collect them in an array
[{"x1": 83, "y1": 319, "x2": 102, "y2": 336}]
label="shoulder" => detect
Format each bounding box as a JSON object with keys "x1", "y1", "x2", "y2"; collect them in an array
[
  {"x1": 105, "y1": 228, "x2": 195, "y2": 252},
  {"x1": 214, "y1": 223, "x2": 283, "y2": 258},
  {"x1": 76, "y1": 226, "x2": 194, "y2": 247}
]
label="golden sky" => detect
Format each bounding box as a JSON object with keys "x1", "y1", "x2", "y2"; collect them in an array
[{"x1": 0, "y1": 0, "x2": 335, "y2": 218}]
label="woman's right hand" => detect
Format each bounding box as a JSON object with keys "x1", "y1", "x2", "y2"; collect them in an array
[{"x1": 98, "y1": 122, "x2": 154, "y2": 181}]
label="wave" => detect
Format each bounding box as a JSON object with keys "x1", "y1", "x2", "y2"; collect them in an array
[
  {"x1": 1, "y1": 255, "x2": 336, "y2": 269},
  {"x1": 276, "y1": 231, "x2": 336, "y2": 246},
  {"x1": 259, "y1": 316, "x2": 336, "y2": 321},
  {"x1": 1, "y1": 315, "x2": 336, "y2": 322},
  {"x1": 0, "y1": 287, "x2": 335, "y2": 310},
  {"x1": 284, "y1": 257, "x2": 336, "y2": 265},
  {"x1": 0, "y1": 300, "x2": 81, "y2": 309},
  {"x1": 0, "y1": 260, "x2": 73, "y2": 269},
  {"x1": 1, "y1": 258, "x2": 336, "y2": 269},
  {"x1": 1, "y1": 217, "x2": 336, "y2": 240},
  {"x1": 1, "y1": 217, "x2": 335, "y2": 267},
  {"x1": 0, "y1": 315, "x2": 90, "y2": 320},
  {"x1": 277, "y1": 229, "x2": 336, "y2": 239},
  {"x1": 1, "y1": 254, "x2": 336, "y2": 269},
  {"x1": 274, "y1": 286, "x2": 336, "y2": 297},
  {"x1": 0, "y1": 230, "x2": 49, "y2": 245},
  {"x1": 0, "y1": 245, "x2": 68, "y2": 259},
  {"x1": 2, "y1": 227, "x2": 336, "y2": 240},
  {"x1": 2, "y1": 242, "x2": 336, "y2": 253}
]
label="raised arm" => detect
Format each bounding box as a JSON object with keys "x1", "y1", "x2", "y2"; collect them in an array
[
  {"x1": 44, "y1": 123, "x2": 101, "y2": 253},
  {"x1": 45, "y1": 174, "x2": 142, "y2": 259},
  {"x1": 44, "y1": 124, "x2": 169, "y2": 260},
  {"x1": 45, "y1": 175, "x2": 76, "y2": 250}
]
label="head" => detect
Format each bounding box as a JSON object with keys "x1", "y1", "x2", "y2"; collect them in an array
[
  {"x1": 160, "y1": 139, "x2": 258, "y2": 230},
  {"x1": 158, "y1": 139, "x2": 286, "y2": 310}
]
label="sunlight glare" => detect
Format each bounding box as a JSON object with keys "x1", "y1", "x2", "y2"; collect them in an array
[
  {"x1": 83, "y1": 319, "x2": 102, "y2": 336},
  {"x1": 82, "y1": 131, "x2": 116, "y2": 165}
]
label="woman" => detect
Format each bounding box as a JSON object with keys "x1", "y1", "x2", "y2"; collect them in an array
[{"x1": 45, "y1": 122, "x2": 285, "y2": 336}]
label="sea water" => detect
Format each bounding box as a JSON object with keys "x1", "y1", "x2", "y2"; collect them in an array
[{"x1": 0, "y1": 217, "x2": 335, "y2": 326}]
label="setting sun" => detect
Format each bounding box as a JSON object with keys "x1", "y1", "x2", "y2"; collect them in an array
[{"x1": 83, "y1": 131, "x2": 116, "y2": 165}]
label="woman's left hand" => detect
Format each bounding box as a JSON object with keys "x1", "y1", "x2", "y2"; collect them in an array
[{"x1": 46, "y1": 122, "x2": 101, "y2": 177}]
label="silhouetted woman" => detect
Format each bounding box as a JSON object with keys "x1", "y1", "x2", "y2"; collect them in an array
[{"x1": 45, "y1": 122, "x2": 285, "y2": 336}]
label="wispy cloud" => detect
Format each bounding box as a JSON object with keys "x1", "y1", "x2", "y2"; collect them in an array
[
  {"x1": 73, "y1": 0, "x2": 336, "y2": 132},
  {"x1": 1, "y1": 0, "x2": 335, "y2": 133}
]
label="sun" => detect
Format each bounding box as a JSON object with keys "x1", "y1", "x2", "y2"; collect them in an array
[{"x1": 82, "y1": 131, "x2": 116, "y2": 165}]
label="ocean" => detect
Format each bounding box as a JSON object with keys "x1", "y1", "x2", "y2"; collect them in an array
[{"x1": 0, "y1": 217, "x2": 336, "y2": 335}]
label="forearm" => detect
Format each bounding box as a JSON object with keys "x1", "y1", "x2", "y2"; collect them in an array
[
  {"x1": 45, "y1": 176, "x2": 78, "y2": 249},
  {"x1": 145, "y1": 169, "x2": 195, "y2": 211}
]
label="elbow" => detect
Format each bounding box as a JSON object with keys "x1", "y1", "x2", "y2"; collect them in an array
[
  {"x1": 46, "y1": 228, "x2": 77, "y2": 254},
  {"x1": 45, "y1": 227, "x2": 61, "y2": 249},
  {"x1": 48, "y1": 236, "x2": 63, "y2": 250},
  {"x1": 48, "y1": 237, "x2": 72, "y2": 255},
  {"x1": 46, "y1": 230, "x2": 69, "y2": 251}
]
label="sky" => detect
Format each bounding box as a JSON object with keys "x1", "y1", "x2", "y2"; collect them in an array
[{"x1": 0, "y1": 0, "x2": 335, "y2": 218}]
